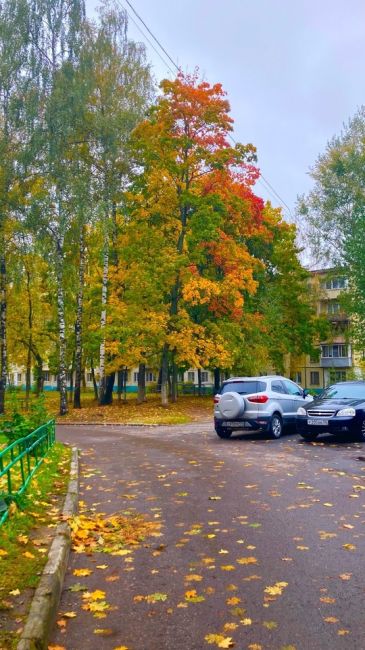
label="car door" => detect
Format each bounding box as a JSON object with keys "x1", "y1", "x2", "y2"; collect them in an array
[
  {"x1": 270, "y1": 380, "x2": 293, "y2": 423},
  {"x1": 282, "y1": 380, "x2": 306, "y2": 421}
]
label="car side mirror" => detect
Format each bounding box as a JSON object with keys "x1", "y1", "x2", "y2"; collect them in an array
[{"x1": 302, "y1": 389, "x2": 309, "y2": 398}]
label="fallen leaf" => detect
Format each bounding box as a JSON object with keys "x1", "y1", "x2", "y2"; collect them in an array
[{"x1": 73, "y1": 568, "x2": 92, "y2": 577}]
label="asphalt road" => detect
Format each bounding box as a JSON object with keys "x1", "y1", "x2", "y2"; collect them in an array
[{"x1": 50, "y1": 422, "x2": 365, "y2": 650}]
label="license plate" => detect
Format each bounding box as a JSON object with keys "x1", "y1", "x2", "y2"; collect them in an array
[
  {"x1": 307, "y1": 418, "x2": 328, "y2": 426},
  {"x1": 224, "y1": 422, "x2": 243, "y2": 428}
]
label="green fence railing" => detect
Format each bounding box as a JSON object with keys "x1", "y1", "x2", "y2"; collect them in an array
[{"x1": 0, "y1": 419, "x2": 56, "y2": 526}]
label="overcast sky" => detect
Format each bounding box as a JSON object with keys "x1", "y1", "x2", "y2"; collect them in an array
[{"x1": 86, "y1": 0, "x2": 365, "y2": 223}]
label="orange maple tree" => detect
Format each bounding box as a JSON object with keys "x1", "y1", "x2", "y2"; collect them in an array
[{"x1": 120, "y1": 71, "x2": 272, "y2": 404}]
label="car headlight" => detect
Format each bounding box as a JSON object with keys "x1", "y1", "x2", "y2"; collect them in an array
[
  {"x1": 297, "y1": 407, "x2": 306, "y2": 415},
  {"x1": 336, "y1": 407, "x2": 356, "y2": 417}
]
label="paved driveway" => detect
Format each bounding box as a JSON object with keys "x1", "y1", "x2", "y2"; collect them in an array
[{"x1": 50, "y1": 423, "x2": 365, "y2": 650}]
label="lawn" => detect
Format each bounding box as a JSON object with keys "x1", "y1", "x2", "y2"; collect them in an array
[
  {"x1": 0, "y1": 442, "x2": 71, "y2": 648},
  {"x1": 44, "y1": 392, "x2": 214, "y2": 425}
]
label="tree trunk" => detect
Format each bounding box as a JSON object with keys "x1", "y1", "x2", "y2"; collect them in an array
[
  {"x1": 198, "y1": 368, "x2": 202, "y2": 396},
  {"x1": 0, "y1": 251, "x2": 7, "y2": 414},
  {"x1": 171, "y1": 357, "x2": 178, "y2": 402},
  {"x1": 25, "y1": 267, "x2": 33, "y2": 404},
  {"x1": 90, "y1": 360, "x2": 98, "y2": 400},
  {"x1": 98, "y1": 238, "x2": 109, "y2": 404},
  {"x1": 34, "y1": 354, "x2": 43, "y2": 396},
  {"x1": 74, "y1": 227, "x2": 85, "y2": 409},
  {"x1": 137, "y1": 363, "x2": 146, "y2": 403},
  {"x1": 100, "y1": 371, "x2": 115, "y2": 405},
  {"x1": 161, "y1": 344, "x2": 169, "y2": 407},
  {"x1": 55, "y1": 236, "x2": 68, "y2": 416},
  {"x1": 117, "y1": 369, "x2": 123, "y2": 401},
  {"x1": 214, "y1": 368, "x2": 221, "y2": 393}
]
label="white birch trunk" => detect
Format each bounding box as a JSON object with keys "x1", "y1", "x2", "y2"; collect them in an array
[
  {"x1": 55, "y1": 236, "x2": 68, "y2": 416},
  {"x1": 98, "y1": 237, "x2": 109, "y2": 404},
  {"x1": 74, "y1": 227, "x2": 85, "y2": 408}
]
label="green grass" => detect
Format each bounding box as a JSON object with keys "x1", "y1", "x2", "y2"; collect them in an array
[{"x1": 0, "y1": 442, "x2": 71, "y2": 648}]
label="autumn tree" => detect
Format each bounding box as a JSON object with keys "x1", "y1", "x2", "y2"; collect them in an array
[
  {"x1": 127, "y1": 72, "x2": 271, "y2": 405},
  {"x1": 299, "y1": 107, "x2": 365, "y2": 348},
  {"x1": 77, "y1": 3, "x2": 153, "y2": 406},
  {"x1": 0, "y1": 0, "x2": 32, "y2": 413}
]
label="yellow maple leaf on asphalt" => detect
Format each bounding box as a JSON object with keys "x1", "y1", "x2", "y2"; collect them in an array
[
  {"x1": 204, "y1": 634, "x2": 234, "y2": 647},
  {"x1": 221, "y1": 565, "x2": 235, "y2": 571},
  {"x1": 236, "y1": 557, "x2": 257, "y2": 565},
  {"x1": 73, "y1": 568, "x2": 92, "y2": 577},
  {"x1": 89, "y1": 590, "x2": 106, "y2": 601},
  {"x1": 342, "y1": 544, "x2": 356, "y2": 551},
  {"x1": 264, "y1": 582, "x2": 288, "y2": 596},
  {"x1": 63, "y1": 611, "x2": 77, "y2": 618},
  {"x1": 226, "y1": 597, "x2": 240, "y2": 606},
  {"x1": 185, "y1": 574, "x2": 203, "y2": 582}
]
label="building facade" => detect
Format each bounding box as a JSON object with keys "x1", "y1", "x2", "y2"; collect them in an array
[{"x1": 289, "y1": 270, "x2": 363, "y2": 391}]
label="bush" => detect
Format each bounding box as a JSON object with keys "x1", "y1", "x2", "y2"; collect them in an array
[{"x1": 0, "y1": 394, "x2": 50, "y2": 445}]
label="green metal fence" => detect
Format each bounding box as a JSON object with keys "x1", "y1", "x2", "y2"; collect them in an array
[{"x1": 0, "y1": 420, "x2": 55, "y2": 526}]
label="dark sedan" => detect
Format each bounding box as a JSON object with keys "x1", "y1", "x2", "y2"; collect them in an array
[{"x1": 296, "y1": 380, "x2": 365, "y2": 441}]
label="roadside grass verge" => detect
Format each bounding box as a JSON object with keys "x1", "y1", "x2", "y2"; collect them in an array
[{"x1": 0, "y1": 442, "x2": 71, "y2": 648}]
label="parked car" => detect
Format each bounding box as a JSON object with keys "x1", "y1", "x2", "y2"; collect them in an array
[
  {"x1": 214, "y1": 375, "x2": 312, "y2": 439},
  {"x1": 297, "y1": 380, "x2": 365, "y2": 441}
]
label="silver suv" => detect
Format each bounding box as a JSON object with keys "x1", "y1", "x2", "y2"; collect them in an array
[{"x1": 214, "y1": 375, "x2": 312, "y2": 439}]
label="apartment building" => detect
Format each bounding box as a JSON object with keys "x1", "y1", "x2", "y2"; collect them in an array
[
  {"x1": 8, "y1": 366, "x2": 214, "y2": 393},
  {"x1": 290, "y1": 269, "x2": 362, "y2": 391}
]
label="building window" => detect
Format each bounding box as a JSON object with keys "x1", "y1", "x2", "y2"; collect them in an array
[
  {"x1": 43, "y1": 371, "x2": 50, "y2": 382},
  {"x1": 321, "y1": 344, "x2": 348, "y2": 358},
  {"x1": 201, "y1": 371, "x2": 208, "y2": 383},
  {"x1": 86, "y1": 372, "x2": 93, "y2": 382},
  {"x1": 331, "y1": 370, "x2": 347, "y2": 382},
  {"x1": 17, "y1": 373, "x2": 22, "y2": 382},
  {"x1": 322, "y1": 277, "x2": 347, "y2": 290},
  {"x1": 187, "y1": 371, "x2": 195, "y2": 382},
  {"x1": 327, "y1": 301, "x2": 341, "y2": 314},
  {"x1": 293, "y1": 372, "x2": 302, "y2": 384},
  {"x1": 133, "y1": 372, "x2": 139, "y2": 382},
  {"x1": 145, "y1": 371, "x2": 156, "y2": 382},
  {"x1": 310, "y1": 371, "x2": 320, "y2": 386}
]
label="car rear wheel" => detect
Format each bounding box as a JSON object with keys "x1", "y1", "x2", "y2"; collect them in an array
[
  {"x1": 300, "y1": 431, "x2": 319, "y2": 441},
  {"x1": 215, "y1": 426, "x2": 232, "y2": 439},
  {"x1": 268, "y1": 413, "x2": 283, "y2": 439}
]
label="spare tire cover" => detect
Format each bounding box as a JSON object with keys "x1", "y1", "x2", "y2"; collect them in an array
[{"x1": 218, "y1": 392, "x2": 245, "y2": 419}]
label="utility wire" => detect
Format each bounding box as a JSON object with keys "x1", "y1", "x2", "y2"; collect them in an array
[
  {"x1": 120, "y1": 0, "x2": 293, "y2": 219},
  {"x1": 116, "y1": 0, "x2": 177, "y2": 76},
  {"x1": 124, "y1": 0, "x2": 179, "y2": 72}
]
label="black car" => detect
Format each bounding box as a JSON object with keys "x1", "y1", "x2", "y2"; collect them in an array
[{"x1": 296, "y1": 380, "x2": 365, "y2": 441}]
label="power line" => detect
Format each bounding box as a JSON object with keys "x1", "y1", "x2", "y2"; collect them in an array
[
  {"x1": 116, "y1": 0, "x2": 177, "y2": 76},
  {"x1": 118, "y1": 0, "x2": 293, "y2": 219},
  {"x1": 124, "y1": 0, "x2": 179, "y2": 72}
]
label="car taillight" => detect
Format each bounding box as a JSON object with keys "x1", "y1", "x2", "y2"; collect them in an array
[
  {"x1": 247, "y1": 395, "x2": 269, "y2": 403},
  {"x1": 213, "y1": 395, "x2": 220, "y2": 404}
]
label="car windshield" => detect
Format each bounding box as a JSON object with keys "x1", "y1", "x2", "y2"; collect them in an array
[
  {"x1": 221, "y1": 381, "x2": 266, "y2": 395},
  {"x1": 320, "y1": 383, "x2": 365, "y2": 400}
]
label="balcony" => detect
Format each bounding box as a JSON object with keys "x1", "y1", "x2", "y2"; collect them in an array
[{"x1": 320, "y1": 357, "x2": 352, "y2": 368}]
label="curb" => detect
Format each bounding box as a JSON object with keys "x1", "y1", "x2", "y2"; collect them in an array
[
  {"x1": 17, "y1": 447, "x2": 79, "y2": 650},
  {"x1": 56, "y1": 421, "x2": 160, "y2": 427}
]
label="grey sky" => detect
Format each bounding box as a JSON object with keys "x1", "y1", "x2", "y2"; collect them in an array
[{"x1": 86, "y1": 0, "x2": 365, "y2": 222}]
